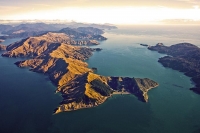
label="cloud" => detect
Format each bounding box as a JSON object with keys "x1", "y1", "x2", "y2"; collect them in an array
[
  {"x1": 177, "y1": 0, "x2": 200, "y2": 4},
  {"x1": 0, "y1": 6, "x2": 21, "y2": 11},
  {"x1": 32, "y1": 4, "x2": 52, "y2": 7}
]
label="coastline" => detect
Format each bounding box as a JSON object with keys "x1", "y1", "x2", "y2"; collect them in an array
[
  {"x1": 0, "y1": 31, "x2": 159, "y2": 113},
  {"x1": 148, "y1": 43, "x2": 200, "y2": 94},
  {"x1": 1, "y1": 25, "x2": 200, "y2": 133}
]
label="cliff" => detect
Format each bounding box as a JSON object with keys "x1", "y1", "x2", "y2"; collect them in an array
[
  {"x1": 148, "y1": 43, "x2": 200, "y2": 93},
  {"x1": 1, "y1": 35, "x2": 159, "y2": 113}
]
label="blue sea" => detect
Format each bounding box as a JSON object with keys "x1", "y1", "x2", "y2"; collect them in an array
[{"x1": 0, "y1": 25, "x2": 200, "y2": 133}]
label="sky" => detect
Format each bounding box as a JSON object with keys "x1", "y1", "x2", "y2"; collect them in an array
[{"x1": 1, "y1": 0, "x2": 200, "y2": 24}]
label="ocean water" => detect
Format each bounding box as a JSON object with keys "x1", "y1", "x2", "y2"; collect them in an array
[
  {"x1": 1, "y1": 25, "x2": 200, "y2": 133},
  {"x1": 1, "y1": 38, "x2": 23, "y2": 46},
  {"x1": 0, "y1": 32, "x2": 23, "y2": 46}
]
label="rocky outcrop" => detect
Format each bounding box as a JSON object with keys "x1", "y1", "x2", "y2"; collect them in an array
[
  {"x1": 1, "y1": 35, "x2": 159, "y2": 113},
  {"x1": 148, "y1": 43, "x2": 200, "y2": 93},
  {"x1": 0, "y1": 44, "x2": 6, "y2": 51}
]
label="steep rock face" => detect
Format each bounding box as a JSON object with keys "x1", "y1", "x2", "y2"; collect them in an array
[
  {"x1": 148, "y1": 43, "x2": 200, "y2": 93},
  {"x1": 2, "y1": 35, "x2": 159, "y2": 113},
  {"x1": 0, "y1": 44, "x2": 6, "y2": 51}
]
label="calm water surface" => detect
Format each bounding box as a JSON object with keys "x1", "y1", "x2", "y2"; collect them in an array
[
  {"x1": 1, "y1": 38, "x2": 23, "y2": 46},
  {"x1": 1, "y1": 25, "x2": 200, "y2": 133}
]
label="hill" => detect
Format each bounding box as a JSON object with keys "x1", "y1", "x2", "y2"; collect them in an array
[
  {"x1": 1, "y1": 34, "x2": 158, "y2": 113},
  {"x1": 148, "y1": 43, "x2": 200, "y2": 93}
]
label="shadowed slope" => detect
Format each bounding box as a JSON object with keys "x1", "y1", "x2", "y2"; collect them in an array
[
  {"x1": 1, "y1": 33, "x2": 159, "y2": 113},
  {"x1": 148, "y1": 43, "x2": 200, "y2": 93}
]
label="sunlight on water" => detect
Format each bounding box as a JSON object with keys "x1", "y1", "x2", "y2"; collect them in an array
[{"x1": 1, "y1": 25, "x2": 200, "y2": 133}]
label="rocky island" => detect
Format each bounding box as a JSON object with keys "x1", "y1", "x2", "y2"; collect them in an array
[
  {"x1": 0, "y1": 44, "x2": 6, "y2": 51},
  {"x1": 0, "y1": 39, "x2": 4, "y2": 43},
  {"x1": 1, "y1": 32, "x2": 159, "y2": 113},
  {"x1": 140, "y1": 44, "x2": 148, "y2": 47},
  {"x1": 148, "y1": 43, "x2": 200, "y2": 94}
]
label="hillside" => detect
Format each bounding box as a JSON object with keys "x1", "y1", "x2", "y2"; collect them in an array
[
  {"x1": 1, "y1": 32, "x2": 102, "y2": 58},
  {"x1": 148, "y1": 43, "x2": 200, "y2": 93},
  {"x1": 0, "y1": 23, "x2": 111, "y2": 40},
  {"x1": 1, "y1": 35, "x2": 159, "y2": 113}
]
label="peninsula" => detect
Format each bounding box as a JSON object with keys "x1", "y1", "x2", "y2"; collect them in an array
[
  {"x1": 1, "y1": 31, "x2": 158, "y2": 113},
  {"x1": 148, "y1": 43, "x2": 200, "y2": 94}
]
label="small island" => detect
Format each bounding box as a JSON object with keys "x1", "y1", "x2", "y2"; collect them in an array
[
  {"x1": 0, "y1": 44, "x2": 6, "y2": 51},
  {"x1": 91, "y1": 67, "x2": 98, "y2": 71},
  {"x1": 140, "y1": 44, "x2": 148, "y2": 47},
  {"x1": 1, "y1": 29, "x2": 159, "y2": 113},
  {"x1": 0, "y1": 39, "x2": 4, "y2": 43},
  {"x1": 148, "y1": 43, "x2": 200, "y2": 94}
]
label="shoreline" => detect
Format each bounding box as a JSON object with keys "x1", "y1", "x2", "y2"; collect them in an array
[{"x1": 1, "y1": 31, "x2": 159, "y2": 113}]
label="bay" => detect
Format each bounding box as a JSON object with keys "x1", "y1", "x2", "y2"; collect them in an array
[
  {"x1": 1, "y1": 25, "x2": 200, "y2": 133},
  {"x1": 51, "y1": 25, "x2": 200, "y2": 133},
  {"x1": 1, "y1": 38, "x2": 23, "y2": 46},
  {"x1": 0, "y1": 38, "x2": 61, "y2": 133}
]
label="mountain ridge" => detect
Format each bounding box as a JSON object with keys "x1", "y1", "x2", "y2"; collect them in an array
[
  {"x1": 1, "y1": 33, "x2": 159, "y2": 113},
  {"x1": 148, "y1": 43, "x2": 200, "y2": 94}
]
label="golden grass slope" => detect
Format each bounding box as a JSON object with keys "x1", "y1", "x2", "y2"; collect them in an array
[{"x1": 2, "y1": 33, "x2": 159, "y2": 113}]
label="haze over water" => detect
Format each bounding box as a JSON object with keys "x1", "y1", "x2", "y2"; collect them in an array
[{"x1": 0, "y1": 25, "x2": 200, "y2": 133}]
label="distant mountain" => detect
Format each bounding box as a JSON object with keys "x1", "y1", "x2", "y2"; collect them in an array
[
  {"x1": 0, "y1": 23, "x2": 109, "y2": 41},
  {"x1": 59, "y1": 27, "x2": 107, "y2": 41},
  {"x1": 161, "y1": 19, "x2": 200, "y2": 25},
  {"x1": 0, "y1": 24, "x2": 13, "y2": 33},
  {"x1": 66, "y1": 22, "x2": 117, "y2": 29},
  {"x1": 1, "y1": 23, "x2": 60, "y2": 36},
  {"x1": 59, "y1": 27, "x2": 87, "y2": 38},
  {"x1": 77, "y1": 27, "x2": 104, "y2": 35}
]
